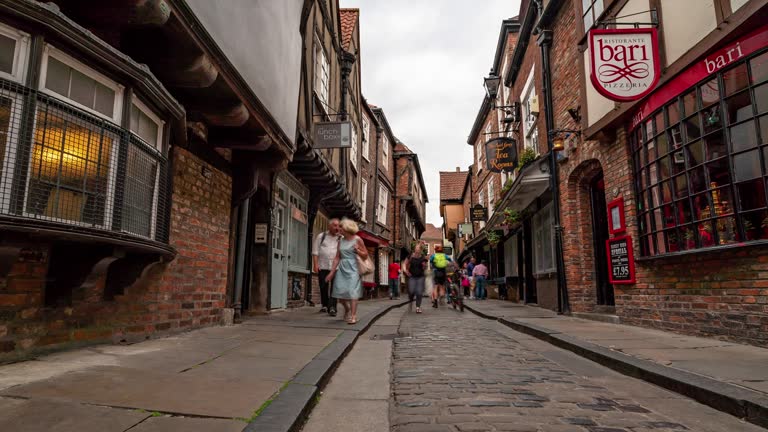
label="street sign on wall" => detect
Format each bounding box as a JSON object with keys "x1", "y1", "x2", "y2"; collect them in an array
[
  {"x1": 470, "y1": 205, "x2": 487, "y2": 222},
  {"x1": 589, "y1": 28, "x2": 660, "y2": 102},
  {"x1": 314, "y1": 121, "x2": 352, "y2": 148},
  {"x1": 485, "y1": 137, "x2": 517, "y2": 173}
]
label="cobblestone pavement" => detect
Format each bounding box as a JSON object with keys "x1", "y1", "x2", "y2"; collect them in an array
[{"x1": 390, "y1": 306, "x2": 763, "y2": 432}]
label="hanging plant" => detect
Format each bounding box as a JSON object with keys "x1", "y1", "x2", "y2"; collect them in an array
[
  {"x1": 503, "y1": 208, "x2": 521, "y2": 226},
  {"x1": 517, "y1": 148, "x2": 536, "y2": 169},
  {"x1": 501, "y1": 178, "x2": 513, "y2": 195},
  {"x1": 486, "y1": 230, "x2": 501, "y2": 246}
]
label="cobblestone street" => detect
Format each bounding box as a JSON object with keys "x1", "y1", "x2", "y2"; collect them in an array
[{"x1": 390, "y1": 306, "x2": 763, "y2": 432}]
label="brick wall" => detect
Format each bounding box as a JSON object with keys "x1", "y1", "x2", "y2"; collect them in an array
[
  {"x1": 550, "y1": 4, "x2": 768, "y2": 347},
  {"x1": 0, "y1": 146, "x2": 232, "y2": 361}
]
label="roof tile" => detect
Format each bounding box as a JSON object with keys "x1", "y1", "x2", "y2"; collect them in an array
[
  {"x1": 440, "y1": 171, "x2": 469, "y2": 201},
  {"x1": 340, "y1": 9, "x2": 359, "y2": 51}
]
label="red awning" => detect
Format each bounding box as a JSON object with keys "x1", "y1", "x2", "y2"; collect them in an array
[{"x1": 358, "y1": 230, "x2": 389, "y2": 246}]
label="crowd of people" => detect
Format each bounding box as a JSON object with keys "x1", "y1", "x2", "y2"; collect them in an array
[{"x1": 312, "y1": 218, "x2": 491, "y2": 320}]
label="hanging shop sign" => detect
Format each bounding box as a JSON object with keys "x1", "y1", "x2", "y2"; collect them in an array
[
  {"x1": 458, "y1": 223, "x2": 473, "y2": 237},
  {"x1": 589, "y1": 28, "x2": 660, "y2": 102},
  {"x1": 485, "y1": 137, "x2": 518, "y2": 173},
  {"x1": 606, "y1": 235, "x2": 636, "y2": 284},
  {"x1": 470, "y1": 205, "x2": 488, "y2": 222},
  {"x1": 314, "y1": 121, "x2": 352, "y2": 148}
]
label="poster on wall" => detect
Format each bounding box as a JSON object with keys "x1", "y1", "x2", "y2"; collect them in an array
[
  {"x1": 589, "y1": 28, "x2": 660, "y2": 102},
  {"x1": 606, "y1": 235, "x2": 636, "y2": 284}
]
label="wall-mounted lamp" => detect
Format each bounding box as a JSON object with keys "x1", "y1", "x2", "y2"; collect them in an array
[{"x1": 548, "y1": 129, "x2": 581, "y2": 152}]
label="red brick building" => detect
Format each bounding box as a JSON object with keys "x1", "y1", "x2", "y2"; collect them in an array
[{"x1": 393, "y1": 141, "x2": 428, "y2": 260}]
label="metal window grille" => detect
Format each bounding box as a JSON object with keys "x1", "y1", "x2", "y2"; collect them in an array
[
  {"x1": 0, "y1": 78, "x2": 170, "y2": 243},
  {"x1": 633, "y1": 49, "x2": 768, "y2": 256}
]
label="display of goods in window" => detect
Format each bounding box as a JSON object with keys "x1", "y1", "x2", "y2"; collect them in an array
[{"x1": 589, "y1": 28, "x2": 660, "y2": 102}]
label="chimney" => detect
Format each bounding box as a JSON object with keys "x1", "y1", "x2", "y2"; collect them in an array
[{"x1": 456, "y1": 167, "x2": 460, "y2": 172}]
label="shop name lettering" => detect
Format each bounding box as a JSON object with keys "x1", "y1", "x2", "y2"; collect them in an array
[
  {"x1": 491, "y1": 141, "x2": 515, "y2": 170},
  {"x1": 705, "y1": 42, "x2": 744, "y2": 74},
  {"x1": 317, "y1": 127, "x2": 348, "y2": 142},
  {"x1": 597, "y1": 38, "x2": 651, "y2": 90}
]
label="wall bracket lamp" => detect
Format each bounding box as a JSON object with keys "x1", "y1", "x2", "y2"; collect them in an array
[{"x1": 548, "y1": 129, "x2": 581, "y2": 152}]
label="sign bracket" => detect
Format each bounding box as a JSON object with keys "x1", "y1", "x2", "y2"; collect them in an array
[{"x1": 596, "y1": 9, "x2": 659, "y2": 29}]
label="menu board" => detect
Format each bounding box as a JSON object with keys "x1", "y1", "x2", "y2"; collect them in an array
[
  {"x1": 606, "y1": 236, "x2": 635, "y2": 284},
  {"x1": 471, "y1": 205, "x2": 488, "y2": 222}
]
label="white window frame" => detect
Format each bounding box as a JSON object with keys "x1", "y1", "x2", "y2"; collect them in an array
[
  {"x1": 381, "y1": 134, "x2": 389, "y2": 171},
  {"x1": 131, "y1": 98, "x2": 165, "y2": 152},
  {"x1": 362, "y1": 115, "x2": 370, "y2": 161},
  {"x1": 377, "y1": 184, "x2": 388, "y2": 224},
  {"x1": 520, "y1": 67, "x2": 538, "y2": 153},
  {"x1": 313, "y1": 35, "x2": 329, "y2": 108},
  {"x1": 360, "y1": 178, "x2": 368, "y2": 221},
  {"x1": 0, "y1": 22, "x2": 30, "y2": 83},
  {"x1": 39, "y1": 45, "x2": 125, "y2": 124},
  {"x1": 350, "y1": 124, "x2": 358, "y2": 171},
  {"x1": 475, "y1": 141, "x2": 482, "y2": 170},
  {"x1": 487, "y1": 181, "x2": 494, "y2": 215},
  {"x1": 533, "y1": 204, "x2": 556, "y2": 274}
]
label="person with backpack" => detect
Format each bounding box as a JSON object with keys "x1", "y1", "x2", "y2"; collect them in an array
[
  {"x1": 312, "y1": 218, "x2": 341, "y2": 316},
  {"x1": 429, "y1": 245, "x2": 452, "y2": 308}
]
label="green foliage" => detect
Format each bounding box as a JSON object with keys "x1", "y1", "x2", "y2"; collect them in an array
[
  {"x1": 503, "y1": 208, "x2": 521, "y2": 226},
  {"x1": 501, "y1": 178, "x2": 513, "y2": 195},
  {"x1": 517, "y1": 148, "x2": 536, "y2": 169},
  {"x1": 486, "y1": 230, "x2": 500, "y2": 246}
]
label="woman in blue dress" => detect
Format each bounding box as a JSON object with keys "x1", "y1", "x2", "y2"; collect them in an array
[{"x1": 326, "y1": 218, "x2": 368, "y2": 324}]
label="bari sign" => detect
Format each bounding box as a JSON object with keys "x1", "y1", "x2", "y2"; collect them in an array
[
  {"x1": 485, "y1": 137, "x2": 517, "y2": 173},
  {"x1": 589, "y1": 28, "x2": 660, "y2": 102}
]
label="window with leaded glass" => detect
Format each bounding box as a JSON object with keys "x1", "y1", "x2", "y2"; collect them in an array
[{"x1": 633, "y1": 49, "x2": 768, "y2": 256}]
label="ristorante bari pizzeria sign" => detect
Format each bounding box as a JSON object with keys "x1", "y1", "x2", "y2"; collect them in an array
[{"x1": 589, "y1": 28, "x2": 660, "y2": 102}]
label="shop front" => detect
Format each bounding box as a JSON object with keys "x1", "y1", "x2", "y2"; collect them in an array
[{"x1": 597, "y1": 22, "x2": 768, "y2": 346}]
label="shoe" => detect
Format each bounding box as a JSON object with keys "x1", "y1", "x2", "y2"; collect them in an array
[
  {"x1": 432, "y1": 299, "x2": 438, "y2": 308},
  {"x1": 329, "y1": 309, "x2": 337, "y2": 317},
  {"x1": 320, "y1": 307, "x2": 327, "y2": 313},
  {"x1": 416, "y1": 307, "x2": 422, "y2": 313}
]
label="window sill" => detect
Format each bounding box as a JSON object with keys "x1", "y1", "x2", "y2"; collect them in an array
[
  {"x1": 635, "y1": 239, "x2": 768, "y2": 262},
  {"x1": 288, "y1": 266, "x2": 311, "y2": 275}
]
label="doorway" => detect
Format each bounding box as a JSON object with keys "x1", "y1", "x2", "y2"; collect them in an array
[
  {"x1": 270, "y1": 182, "x2": 288, "y2": 310},
  {"x1": 589, "y1": 174, "x2": 615, "y2": 307},
  {"x1": 522, "y1": 219, "x2": 537, "y2": 304}
]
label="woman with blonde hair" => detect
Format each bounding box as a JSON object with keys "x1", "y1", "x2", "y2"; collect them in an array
[{"x1": 326, "y1": 217, "x2": 368, "y2": 324}]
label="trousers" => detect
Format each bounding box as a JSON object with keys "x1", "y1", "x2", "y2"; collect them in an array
[{"x1": 318, "y1": 270, "x2": 337, "y2": 311}]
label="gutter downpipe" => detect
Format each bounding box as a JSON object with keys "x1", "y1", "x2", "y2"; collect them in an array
[{"x1": 537, "y1": 15, "x2": 571, "y2": 315}]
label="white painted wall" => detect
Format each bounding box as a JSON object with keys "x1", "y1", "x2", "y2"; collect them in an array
[
  {"x1": 616, "y1": 0, "x2": 651, "y2": 25},
  {"x1": 583, "y1": 48, "x2": 614, "y2": 127},
  {"x1": 185, "y1": 0, "x2": 303, "y2": 144},
  {"x1": 661, "y1": 0, "x2": 717, "y2": 65}
]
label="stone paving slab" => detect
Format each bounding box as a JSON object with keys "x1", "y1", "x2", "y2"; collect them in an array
[
  {"x1": 0, "y1": 397, "x2": 149, "y2": 432},
  {"x1": 391, "y1": 305, "x2": 765, "y2": 432},
  {"x1": 128, "y1": 416, "x2": 245, "y2": 432},
  {"x1": 465, "y1": 300, "x2": 768, "y2": 428}
]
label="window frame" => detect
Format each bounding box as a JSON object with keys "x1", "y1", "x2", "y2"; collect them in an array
[
  {"x1": 381, "y1": 133, "x2": 389, "y2": 171},
  {"x1": 39, "y1": 45, "x2": 125, "y2": 124},
  {"x1": 313, "y1": 34, "x2": 330, "y2": 108},
  {"x1": 521, "y1": 67, "x2": 539, "y2": 152},
  {"x1": 632, "y1": 48, "x2": 768, "y2": 257},
  {"x1": 130, "y1": 97, "x2": 165, "y2": 152},
  {"x1": 377, "y1": 184, "x2": 388, "y2": 225},
  {"x1": 0, "y1": 22, "x2": 30, "y2": 83},
  {"x1": 350, "y1": 123, "x2": 358, "y2": 171},
  {"x1": 0, "y1": 92, "x2": 24, "y2": 214},
  {"x1": 362, "y1": 115, "x2": 370, "y2": 161},
  {"x1": 360, "y1": 177, "x2": 368, "y2": 222},
  {"x1": 533, "y1": 204, "x2": 556, "y2": 274}
]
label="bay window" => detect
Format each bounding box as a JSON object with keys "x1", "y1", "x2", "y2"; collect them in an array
[
  {"x1": 633, "y1": 49, "x2": 768, "y2": 256},
  {"x1": 0, "y1": 27, "x2": 170, "y2": 243}
]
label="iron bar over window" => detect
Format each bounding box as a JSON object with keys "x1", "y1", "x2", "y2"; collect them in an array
[{"x1": 632, "y1": 49, "x2": 768, "y2": 256}]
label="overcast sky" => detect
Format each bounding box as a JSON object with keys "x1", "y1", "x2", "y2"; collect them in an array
[{"x1": 341, "y1": 0, "x2": 521, "y2": 227}]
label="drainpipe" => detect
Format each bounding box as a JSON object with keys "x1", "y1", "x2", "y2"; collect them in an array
[
  {"x1": 232, "y1": 197, "x2": 250, "y2": 319},
  {"x1": 537, "y1": 25, "x2": 571, "y2": 315},
  {"x1": 340, "y1": 52, "x2": 356, "y2": 188}
]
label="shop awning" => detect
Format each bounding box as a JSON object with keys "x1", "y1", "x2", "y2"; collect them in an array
[
  {"x1": 358, "y1": 229, "x2": 389, "y2": 247},
  {"x1": 488, "y1": 158, "x2": 551, "y2": 229}
]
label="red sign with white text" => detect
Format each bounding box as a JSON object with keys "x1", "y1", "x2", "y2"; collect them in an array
[
  {"x1": 590, "y1": 28, "x2": 660, "y2": 102},
  {"x1": 631, "y1": 25, "x2": 768, "y2": 130}
]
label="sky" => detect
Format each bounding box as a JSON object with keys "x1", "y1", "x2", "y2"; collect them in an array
[{"x1": 341, "y1": 0, "x2": 521, "y2": 227}]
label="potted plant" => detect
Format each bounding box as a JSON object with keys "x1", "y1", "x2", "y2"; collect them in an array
[
  {"x1": 501, "y1": 178, "x2": 513, "y2": 195},
  {"x1": 503, "y1": 208, "x2": 521, "y2": 226},
  {"x1": 517, "y1": 148, "x2": 536, "y2": 170},
  {"x1": 486, "y1": 230, "x2": 500, "y2": 247}
]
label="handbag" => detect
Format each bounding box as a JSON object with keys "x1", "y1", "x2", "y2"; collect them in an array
[{"x1": 357, "y1": 254, "x2": 374, "y2": 275}]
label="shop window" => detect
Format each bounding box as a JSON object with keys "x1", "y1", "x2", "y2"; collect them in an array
[
  {"x1": 288, "y1": 192, "x2": 309, "y2": 271},
  {"x1": 633, "y1": 49, "x2": 768, "y2": 255},
  {"x1": 533, "y1": 204, "x2": 555, "y2": 274}
]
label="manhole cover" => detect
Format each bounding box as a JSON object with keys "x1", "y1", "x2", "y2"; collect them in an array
[{"x1": 370, "y1": 333, "x2": 397, "y2": 340}]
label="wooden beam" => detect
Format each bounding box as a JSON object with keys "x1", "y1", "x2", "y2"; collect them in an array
[
  {"x1": 192, "y1": 103, "x2": 249, "y2": 127},
  {"x1": 154, "y1": 54, "x2": 219, "y2": 88}
]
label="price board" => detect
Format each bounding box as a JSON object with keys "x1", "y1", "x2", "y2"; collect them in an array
[{"x1": 606, "y1": 235, "x2": 635, "y2": 284}]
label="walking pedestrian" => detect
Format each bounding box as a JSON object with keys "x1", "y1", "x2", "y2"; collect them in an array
[
  {"x1": 326, "y1": 218, "x2": 367, "y2": 324},
  {"x1": 388, "y1": 260, "x2": 401, "y2": 300},
  {"x1": 461, "y1": 262, "x2": 471, "y2": 298},
  {"x1": 467, "y1": 257, "x2": 476, "y2": 299},
  {"x1": 429, "y1": 245, "x2": 452, "y2": 308},
  {"x1": 312, "y1": 218, "x2": 341, "y2": 316},
  {"x1": 403, "y1": 243, "x2": 428, "y2": 313},
  {"x1": 472, "y1": 260, "x2": 489, "y2": 300}
]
